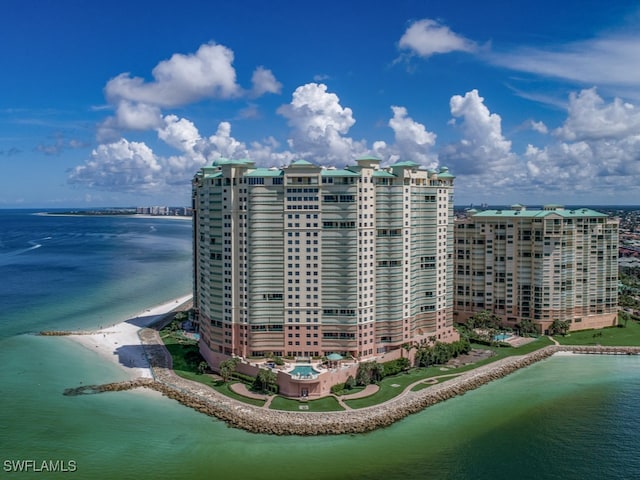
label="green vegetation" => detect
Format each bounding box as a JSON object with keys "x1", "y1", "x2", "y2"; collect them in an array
[
  {"x1": 345, "y1": 336, "x2": 554, "y2": 409},
  {"x1": 255, "y1": 368, "x2": 278, "y2": 394},
  {"x1": 219, "y1": 357, "x2": 240, "y2": 383},
  {"x1": 212, "y1": 382, "x2": 265, "y2": 407},
  {"x1": 160, "y1": 320, "x2": 265, "y2": 406},
  {"x1": 553, "y1": 321, "x2": 640, "y2": 346},
  {"x1": 354, "y1": 358, "x2": 412, "y2": 386},
  {"x1": 550, "y1": 319, "x2": 570, "y2": 336},
  {"x1": 414, "y1": 338, "x2": 471, "y2": 368},
  {"x1": 411, "y1": 376, "x2": 458, "y2": 392},
  {"x1": 269, "y1": 396, "x2": 344, "y2": 412}
]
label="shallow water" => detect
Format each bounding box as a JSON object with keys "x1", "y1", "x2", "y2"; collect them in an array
[{"x1": 1, "y1": 210, "x2": 639, "y2": 479}]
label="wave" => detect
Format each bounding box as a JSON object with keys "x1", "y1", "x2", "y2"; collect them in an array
[{"x1": 0, "y1": 241, "x2": 43, "y2": 265}]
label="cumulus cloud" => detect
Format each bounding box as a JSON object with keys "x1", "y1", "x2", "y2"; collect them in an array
[
  {"x1": 398, "y1": 19, "x2": 476, "y2": 58},
  {"x1": 529, "y1": 120, "x2": 548, "y2": 134},
  {"x1": 374, "y1": 106, "x2": 438, "y2": 166},
  {"x1": 68, "y1": 139, "x2": 162, "y2": 192},
  {"x1": 522, "y1": 88, "x2": 640, "y2": 192},
  {"x1": 440, "y1": 89, "x2": 516, "y2": 176},
  {"x1": 94, "y1": 41, "x2": 283, "y2": 144},
  {"x1": 199, "y1": 121, "x2": 250, "y2": 162},
  {"x1": 114, "y1": 101, "x2": 163, "y2": 131},
  {"x1": 554, "y1": 88, "x2": 640, "y2": 141},
  {"x1": 277, "y1": 83, "x2": 366, "y2": 164},
  {"x1": 250, "y1": 66, "x2": 282, "y2": 97},
  {"x1": 157, "y1": 115, "x2": 202, "y2": 154},
  {"x1": 105, "y1": 43, "x2": 241, "y2": 108}
]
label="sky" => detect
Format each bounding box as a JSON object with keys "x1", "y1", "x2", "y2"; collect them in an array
[{"x1": 2, "y1": 0, "x2": 640, "y2": 208}]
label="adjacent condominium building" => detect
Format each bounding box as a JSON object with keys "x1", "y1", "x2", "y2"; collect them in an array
[
  {"x1": 192, "y1": 157, "x2": 457, "y2": 365},
  {"x1": 454, "y1": 204, "x2": 619, "y2": 333}
]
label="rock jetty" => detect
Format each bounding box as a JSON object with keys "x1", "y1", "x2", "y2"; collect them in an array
[{"x1": 63, "y1": 342, "x2": 640, "y2": 436}]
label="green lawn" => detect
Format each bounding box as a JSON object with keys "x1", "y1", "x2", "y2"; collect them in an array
[
  {"x1": 269, "y1": 395, "x2": 344, "y2": 412},
  {"x1": 163, "y1": 320, "x2": 636, "y2": 412},
  {"x1": 553, "y1": 321, "x2": 640, "y2": 346},
  {"x1": 345, "y1": 336, "x2": 554, "y2": 409},
  {"x1": 160, "y1": 327, "x2": 265, "y2": 407}
]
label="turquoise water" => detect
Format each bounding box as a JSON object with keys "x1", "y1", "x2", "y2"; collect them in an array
[
  {"x1": 494, "y1": 333, "x2": 511, "y2": 341},
  {"x1": 1, "y1": 210, "x2": 640, "y2": 479},
  {"x1": 289, "y1": 365, "x2": 320, "y2": 377}
]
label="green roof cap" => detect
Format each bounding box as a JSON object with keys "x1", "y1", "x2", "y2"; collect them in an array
[
  {"x1": 372, "y1": 170, "x2": 396, "y2": 178},
  {"x1": 438, "y1": 166, "x2": 455, "y2": 178},
  {"x1": 472, "y1": 208, "x2": 608, "y2": 219},
  {"x1": 321, "y1": 168, "x2": 360, "y2": 177},
  {"x1": 391, "y1": 160, "x2": 420, "y2": 168},
  {"x1": 356, "y1": 155, "x2": 382, "y2": 162},
  {"x1": 244, "y1": 168, "x2": 284, "y2": 177},
  {"x1": 211, "y1": 158, "x2": 253, "y2": 167},
  {"x1": 290, "y1": 159, "x2": 315, "y2": 167}
]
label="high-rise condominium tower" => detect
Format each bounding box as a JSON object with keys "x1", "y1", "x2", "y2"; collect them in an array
[
  {"x1": 192, "y1": 157, "x2": 457, "y2": 363},
  {"x1": 454, "y1": 204, "x2": 619, "y2": 333}
]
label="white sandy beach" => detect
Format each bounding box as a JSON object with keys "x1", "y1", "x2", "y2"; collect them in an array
[{"x1": 67, "y1": 294, "x2": 192, "y2": 379}]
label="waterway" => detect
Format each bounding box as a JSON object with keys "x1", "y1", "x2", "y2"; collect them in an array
[{"x1": 1, "y1": 210, "x2": 638, "y2": 479}]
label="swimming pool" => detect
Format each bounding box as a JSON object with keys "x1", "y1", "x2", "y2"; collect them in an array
[
  {"x1": 289, "y1": 365, "x2": 321, "y2": 378},
  {"x1": 494, "y1": 333, "x2": 512, "y2": 342}
]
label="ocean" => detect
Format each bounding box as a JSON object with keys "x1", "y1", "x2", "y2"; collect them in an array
[{"x1": 1, "y1": 209, "x2": 639, "y2": 480}]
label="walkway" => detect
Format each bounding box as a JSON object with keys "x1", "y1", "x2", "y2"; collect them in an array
[{"x1": 134, "y1": 323, "x2": 640, "y2": 435}]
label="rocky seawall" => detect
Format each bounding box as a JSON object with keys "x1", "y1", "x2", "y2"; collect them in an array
[{"x1": 65, "y1": 342, "x2": 640, "y2": 436}]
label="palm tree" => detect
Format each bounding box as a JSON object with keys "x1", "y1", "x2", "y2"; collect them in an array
[
  {"x1": 256, "y1": 368, "x2": 278, "y2": 393},
  {"x1": 219, "y1": 357, "x2": 239, "y2": 383}
]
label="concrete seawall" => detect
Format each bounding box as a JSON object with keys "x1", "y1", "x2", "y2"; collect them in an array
[{"x1": 69, "y1": 338, "x2": 640, "y2": 436}]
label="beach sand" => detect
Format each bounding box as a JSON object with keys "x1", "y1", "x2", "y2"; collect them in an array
[{"x1": 67, "y1": 294, "x2": 192, "y2": 379}]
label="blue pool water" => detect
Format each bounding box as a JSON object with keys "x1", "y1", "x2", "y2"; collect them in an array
[
  {"x1": 494, "y1": 333, "x2": 511, "y2": 341},
  {"x1": 289, "y1": 365, "x2": 320, "y2": 377}
]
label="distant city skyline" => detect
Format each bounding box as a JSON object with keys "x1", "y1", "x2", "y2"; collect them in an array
[{"x1": 2, "y1": 0, "x2": 640, "y2": 207}]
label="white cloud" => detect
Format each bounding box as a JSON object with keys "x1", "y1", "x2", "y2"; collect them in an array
[
  {"x1": 114, "y1": 101, "x2": 163, "y2": 131},
  {"x1": 200, "y1": 121, "x2": 250, "y2": 161},
  {"x1": 374, "y1": 106, "x2": 438, "y2": 167},
  {"x1": 489, "y1": 33, "x2": 640, "y2": 99},
  {"x1": 398, "y1": 19, "x2": 476, "y2": 58},
  {"x1": 251, "y1": 66, "x2": 282, "y2": 97},
  {"x1": 68, "y1": 139, "x2": 162, "y2": 192},
  {"x1": 105, "y1": 42, "x2": 241, "y2": 108},
  {"x1": 440, "y1": 89, "x2": 516, "y2": 176},
  {"x1": 157, "y1": 115, "x2": 202, "y2": 154},
  {"x1": 277, "y1": 83, "x2": 366, "y2": 164},
  {"x1": 530, "y1": 120, "x2": 548, "y2": 134},
  {"x1": 554, "y1": 88, "x2": 640, "y2": 141}
]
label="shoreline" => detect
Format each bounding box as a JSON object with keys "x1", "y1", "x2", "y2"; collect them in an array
[
  {"x1": 64, "y1": 294, "x2": 192, "y2": 380},
  {"x1": 66, "y1": 307, "x2": 640, "y2": 435}
]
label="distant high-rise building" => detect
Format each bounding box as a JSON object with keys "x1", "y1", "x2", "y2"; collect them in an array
[
  {"x1": 454, "y1": 204, "x2": 619, "y2": 333},
  {"x1": 192, "y1": 157, "x2": 457, "y2": 365}
]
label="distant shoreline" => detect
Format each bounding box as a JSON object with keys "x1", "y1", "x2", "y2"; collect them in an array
[{"x1": 42, "y1": 212, "x2": 192, "y2": 219}]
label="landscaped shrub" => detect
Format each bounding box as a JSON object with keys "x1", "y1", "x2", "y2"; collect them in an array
[
  {"x1": 330, "y1": 383, "x2": 345, "y2": 394},
  {"x1": 381, "y1": 358, "x2": 410, "y2": 377},
  {"x1": 231, "y1": 372, "x2": 256, "y2": 385},
  {"x1": 344, "y1": 375, "x2": 356, "y2": 390}
]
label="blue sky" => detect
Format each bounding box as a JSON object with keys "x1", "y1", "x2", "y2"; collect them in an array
[{"x1": 2, "y1": 0, "x2": 640, "y2": 207}]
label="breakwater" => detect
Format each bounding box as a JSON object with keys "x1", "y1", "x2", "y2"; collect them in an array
[{"x1": 64, "y1": 341, "x2": 640, "y2": 436}]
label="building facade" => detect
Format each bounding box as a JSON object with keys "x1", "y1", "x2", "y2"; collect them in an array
[
  {"x1": 454, "y1": 204, "x2": 619, "y2": 333},
  {"x1": 192, "y1": 157, "x2": 457, "y2": 367}
]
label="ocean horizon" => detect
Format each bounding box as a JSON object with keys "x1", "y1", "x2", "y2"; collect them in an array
[{"x1": 1, "y1": 209, "x2": 639, "y2": 479}]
